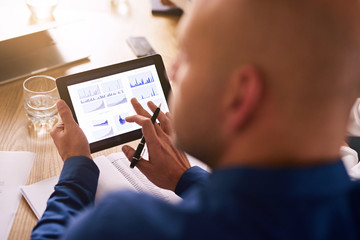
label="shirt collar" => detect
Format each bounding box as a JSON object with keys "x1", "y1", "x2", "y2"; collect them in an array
[{"x1": 207, "y1": 159, "x2": 352, "y2": 197}]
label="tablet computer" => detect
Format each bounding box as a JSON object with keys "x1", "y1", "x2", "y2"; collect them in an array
[{"x1": 56, "y1": 54, "x2": 171, "y2": 153}]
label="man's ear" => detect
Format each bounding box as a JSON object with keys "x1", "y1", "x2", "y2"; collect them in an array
[{"x1": 222, "y1": 65, "x2": 264, "y2": 133}]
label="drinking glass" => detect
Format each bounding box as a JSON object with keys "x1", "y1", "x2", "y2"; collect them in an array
[
  {"x1": 23, "y1": 75, "x2": 59, "y2": 133},
  {"x1": 26, "y1": 0, "x2": 58, "y2": 20}
]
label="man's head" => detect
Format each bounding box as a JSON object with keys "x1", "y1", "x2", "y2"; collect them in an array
[{"x1": 170, "y1": 0, "x2": 360, "y2": 168}]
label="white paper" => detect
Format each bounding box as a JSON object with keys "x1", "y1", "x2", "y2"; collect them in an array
[
  {"x1": 20, "y1": 176, "x2": 59, "y2": 219},
  {"x1": 107, "y1": 152, "x2": 181, "y2": 203},
  {"x1": 93, "y1": 155, "x2": 137, "y2": 202},
  {"x1": 0, "y1": 151, "x2": 35, "y2": 240}
]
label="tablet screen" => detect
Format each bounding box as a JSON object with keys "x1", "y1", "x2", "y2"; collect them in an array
[{"x1": 57, "y1": 55, "x2": 171, "y2": 152}]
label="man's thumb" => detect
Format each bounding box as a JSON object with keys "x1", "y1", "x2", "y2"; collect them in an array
[
  {"x1": 122, "y1": 145, "x2": 136, "y2": 162},
  {"x1": 56, "y1": 100, "x2": 75, "y2": 127}
]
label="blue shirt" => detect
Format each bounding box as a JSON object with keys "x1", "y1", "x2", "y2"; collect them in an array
[{"x1": 31, "y1": 157, "x2": 360, "y2": 239}]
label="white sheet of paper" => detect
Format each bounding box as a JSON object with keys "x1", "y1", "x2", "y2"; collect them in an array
[
  {"x1": 20, "y1": 176, "x2": 59, "y2": 219},
  {"x1": 0, "y1": 151, "x2": 35, "y2": 240}
]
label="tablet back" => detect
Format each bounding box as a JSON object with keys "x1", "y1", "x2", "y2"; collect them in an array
[{"x1": 0, "y1": 24, "x2": 89, "y2": 85}]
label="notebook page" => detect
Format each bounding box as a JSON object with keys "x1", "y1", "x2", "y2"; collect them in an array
[
  {"x1": 93, "y1": 155, "x2": 137, "y2": 203},
  {"x1": 107, "y1": 152, "x2": 181, "y2": 203}
]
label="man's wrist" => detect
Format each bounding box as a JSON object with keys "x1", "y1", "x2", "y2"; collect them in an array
[
  {"x1": 58, "y1": 156, "x2": 100, "y2": 197},
  {"x1": 175, "y1": 166, "x2": 209, "y2": 197},
  {"x1": 63, "y1": 154, "x2": 92, "y2": 162}
]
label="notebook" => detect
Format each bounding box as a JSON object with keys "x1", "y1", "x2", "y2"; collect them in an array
[
  {"x1": 0, "y1": 23, "x2": 90, "y2": 85},
  {"x1": 20, "y1": 151, "x2": 209, "y2": 219}
]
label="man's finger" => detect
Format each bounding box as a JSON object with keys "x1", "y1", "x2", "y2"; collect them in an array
[
  {"x1": 56, "y1": 100, "x2": 75, "y2": 127},
  {"x1": 122, "y1": 145, "x2": 152, "y2": 170},
  {"x1": 127, "y1": 114, "x2": 166, "y2": 140},
  {"x1": 134, "y1": 159, "x2": 153, "y2": 177},
  {"x1": 123, "y1": 144, "x2": 153, "y2": 175},
  {"x1": 129, "y1": 98, "x2": 167, "y2": 135},
  {"x1": 148, "y1": 101, "x2": 169, "y2": 122},
  {"x1": 50, "y1": 121, "x2": 65, "y2": 139},
  {"x1": 130, "y1": 98, "x2": 152, "y2": 118},
  {"x1": 125, "y1": 115, "x2": 160, "y2": 148},
  {"x1": 122, "y1": 145, "x2": 136, "y2": 161},
  {"x1": 148, "y1": 101, "x2": 172, "y2": 135},
  {"x1": 161, "y1": 0, "x2": 176, "y2": 7}
]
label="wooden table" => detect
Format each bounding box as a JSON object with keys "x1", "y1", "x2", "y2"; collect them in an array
[{"x1": 0, "y1": 0, "x2": 180, "y2": 238}]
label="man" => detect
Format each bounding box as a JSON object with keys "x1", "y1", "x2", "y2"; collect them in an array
[{"x1": 32, "y1": 0, "x2": 360, "y2": 239}]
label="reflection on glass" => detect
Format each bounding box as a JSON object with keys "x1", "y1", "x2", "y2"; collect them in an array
[
  {"x1": 26, "y1": 0, "x2": 58, "y2": 21},
  {"x1": 111, "y1": 0, "x2": 130, "y2": 16}
]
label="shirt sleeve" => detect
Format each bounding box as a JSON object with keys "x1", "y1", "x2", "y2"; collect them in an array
[
  {"x1": 31, "y1": 156, "x2": 100, "y2": 240},
  {"x1": 175, "y1": 166, "x2": 209, "y2": 197}
]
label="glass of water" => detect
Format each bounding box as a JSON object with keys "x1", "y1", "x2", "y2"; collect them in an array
[
  {"x1": 26, "y1": 0, "x2": 58, "y2": 21},
  {"x1": 23, "y1": 75, "x2": 59, "y2": 133}
]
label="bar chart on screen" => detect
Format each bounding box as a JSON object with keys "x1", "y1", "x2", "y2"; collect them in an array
[
  {"x1": 128, "y1": 71, "x2": 155, "y2": 88},
  {"x1": 78, "y1": 85, "x2": 101, "y2": 99},
  {"x1": 113, "y1": 112, "x2": 134, "y2": 132},
  {"x1": 92, "y1": 119, "x2": 109, "y2": 127},
  {"x1": 82, "y1": 100, "x2": 106, "y2": 113},
  {"x1": 101, "y1": 79, "x2": 124, "y2": 92},
  {"x1": 105, "y1": 90, "x2": 128, "y2": 107},
  {"x1": 132, "y1": 86, "x2": 159, "y2": 100},
  {"x1": 93, "y1": 126, "x2": 114, "y2": 140}
]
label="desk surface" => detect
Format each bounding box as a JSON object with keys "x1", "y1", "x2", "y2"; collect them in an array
[{"x1": 0, "y1": 0, "x2": 180, "y2": 238}]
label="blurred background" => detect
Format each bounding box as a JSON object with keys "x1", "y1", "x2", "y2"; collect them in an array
[
  {"x1": 0, "y1": 1, "x2": 182, "y2": 239},
  {"x1": 0, "y1": 0, "x2": 181, "y2": 76}
]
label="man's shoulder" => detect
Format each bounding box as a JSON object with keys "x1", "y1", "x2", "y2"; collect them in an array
[
  {"x1": 100, "y1": 190, "x2": 175, "y2": 212},
  {"x1": 345, "y1": 180, "x2": 360, "y2": 236},
  {"x1": 64, "y1": 190, "x2": 193, "y2": 239},
  {"x1": 349, "y1": 179, "x2": 360, "y2": 201}
]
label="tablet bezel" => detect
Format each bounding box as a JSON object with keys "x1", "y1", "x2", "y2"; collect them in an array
[{"x1": 56, "y1": 54, "x2": 172, "y2": 153}]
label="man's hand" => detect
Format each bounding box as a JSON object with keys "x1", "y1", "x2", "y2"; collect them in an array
[
  {"x1": 122, "y1": 98, "x2": 190, "y2": 192},
  {"x1": 161, "y1": 0, "x2": 176, "y2": 7},
  {"x1": 50, "y1": 100, "x2": 92, "y2": 161}
]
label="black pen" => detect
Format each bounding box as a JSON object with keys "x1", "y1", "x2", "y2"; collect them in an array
[{"x1": 130, "y1": 104, "x2": 161, "y2": 168}]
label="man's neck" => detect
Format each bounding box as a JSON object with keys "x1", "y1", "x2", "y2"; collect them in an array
[{"x1": 217, "y1": 126, "x2": 344, "y2": 169}]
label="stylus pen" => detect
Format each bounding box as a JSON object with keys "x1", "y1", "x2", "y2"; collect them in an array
[{"x1": 130, "y1": 104, "x2": 162, "y2": 168}]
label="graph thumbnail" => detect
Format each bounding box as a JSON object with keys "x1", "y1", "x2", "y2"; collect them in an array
[
  {"x1": 113, "y1": 112, "x2": 133, "y2": 132},
  {"x1": 93, "y1": 126, "x2": 114, "y2": 141},
  {"x1": 92, "y1": 119, "x2": 109, "y2": 127},
  {"x1": 119, "y1": 115, "x2": 126, "y2": 125},
  {"x1": 101, "y1": 79, "x2": 124, "y2": 92},
  {"x1": 78, "y1": 85, "x2": 101, "y2": 99},
  {"x1": 129, "y1": 71, "x2": 155, "y2": 88},
  {"x1": 82, "y1": 100, "x2": 105, "y2": 113},
  {"x1": 132, "y1": 86, "x2": 159, "y2": 100},
  {"x1": 105, "y1": 93, "x2": 127, "y2": 107}
]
